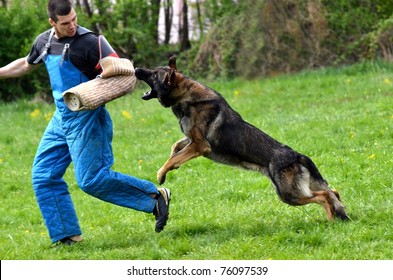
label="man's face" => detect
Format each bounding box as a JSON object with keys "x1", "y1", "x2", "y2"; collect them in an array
[{"x1": 49, "y1": 8, "x2": 78, "y2": 38}]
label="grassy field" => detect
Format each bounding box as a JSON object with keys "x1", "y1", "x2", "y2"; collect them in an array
[{"x1": 0, "y1": 61, "x2": 392, "y2": 260}]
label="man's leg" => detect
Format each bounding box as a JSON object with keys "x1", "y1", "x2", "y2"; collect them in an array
[
  {"x1": 32, "y1": 112, "x2": 82, "y2": 243},
  {"x1": 65, "y1": 107, "x2": 159, "y2": 212},
  {"x1": 62, "y1": 107, "x2": 170, "y2": 233}
]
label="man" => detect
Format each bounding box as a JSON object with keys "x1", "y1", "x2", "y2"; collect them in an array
[{"x1": 0, "y1": 0, "x2": 170, "y2": 246}]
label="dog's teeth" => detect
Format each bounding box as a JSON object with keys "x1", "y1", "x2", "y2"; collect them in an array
[{"x1": 141, "y1": 91, "x2": 152, "y2": 100}]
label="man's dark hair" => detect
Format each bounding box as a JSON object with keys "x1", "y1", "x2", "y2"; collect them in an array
[{"x1": 47, "y1": 0, "x2": 73, "y2": 22}]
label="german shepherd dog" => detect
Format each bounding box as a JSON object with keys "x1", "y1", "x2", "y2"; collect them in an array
[{"x1": 135, "y1": 56, "x2": 349, "y2": 221}]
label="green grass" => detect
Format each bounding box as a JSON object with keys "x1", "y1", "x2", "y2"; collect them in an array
[{"x1": 0, "y1": 61, "x2": 392, "y2": 260}]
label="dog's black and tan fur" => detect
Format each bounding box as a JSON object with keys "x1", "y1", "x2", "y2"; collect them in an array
[{"x1": 135, "y1": 56, "x2": 349, "y2": 221}]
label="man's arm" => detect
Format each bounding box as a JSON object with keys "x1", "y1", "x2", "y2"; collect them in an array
[{"x1": 0, "y1": 57, "x2": 40, "y2": 79}]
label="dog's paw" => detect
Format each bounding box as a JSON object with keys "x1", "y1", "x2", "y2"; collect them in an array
[
  {"x1": 157, "y1": 169, "x2": 167, "y2": 185},
  {"x1": 157, "y1": 175, "x2": 166, "y2": 185}
]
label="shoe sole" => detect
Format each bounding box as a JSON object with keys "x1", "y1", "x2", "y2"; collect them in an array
[{"x1": 159, "y1": 188, "x2": 171, "y2": 205}]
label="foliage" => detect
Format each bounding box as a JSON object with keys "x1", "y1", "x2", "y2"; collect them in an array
[
  {"x1": 0, "y1": 0, "x2": 51, "y2": 102},
  {"x1": 0, "y1": 0, "x2": 171, "y2": 102},
  {"x1": 76, "y1": 0, "x2": 173, "y2": 67},
  {"x1": 191, "y1": 0, "x2": 393, "y2": 78},
  {"x1": 1, "y1": 61, "x2": 392, "y2": 259},
  {"x1": 202, "y1": 0, "x2": 237, "y2": 23},
  {"x1": 192, "y1": 0, "x2": 331, "y2": 78},
  {"x1": 321, "y1": 0, "x2": 393, "y2": 63},
  {"x1": 1, "y1": 0, "x2": 393, "y2": 101},
  {"x1": 353, "y1": 15, "x2": 393, "y2": 62}
]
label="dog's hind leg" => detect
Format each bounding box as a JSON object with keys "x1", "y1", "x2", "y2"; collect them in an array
[
  {"x1": 272, "y1": 163, "x2": 349, "y2": 220},
  {"x1": 327, "y1": 190, "x2": 349, "y2": 220},
  {"x1": 297, "y1": 191, "x2": 335, "y2": 220},
  {"x1": 297, "y1": 190, "x2": 349, "y2": 221},
  {"x1": 309, "y1": 178, "x2": 349, "y2": 221}
]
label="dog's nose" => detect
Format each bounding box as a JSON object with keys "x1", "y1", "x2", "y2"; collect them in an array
[
  {"x1": 135, "y1": 67, "x2": 148, "y2": 79},
  {"x1": 134, "y1": 67, "x2": 142, "y2": 78}
]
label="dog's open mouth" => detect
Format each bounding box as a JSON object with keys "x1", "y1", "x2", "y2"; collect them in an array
[
  {"x1": 141, "y1": 88, "x2": 158, "y2": 100},
  {"x1": 135, "y1": 67, "x2": 158, "y2": 100}
]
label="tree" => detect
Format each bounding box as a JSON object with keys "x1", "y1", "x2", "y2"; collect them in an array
[
  {"x1": 178, "y1": 0, "x2": 191, "y2": 51},
  {"x1": 194, "y1": 0, "x2": 204, "y2": 39},
  {"x1": 151, "y1": 0, "x2": 161, "y2": 43},
  {"x1": 2, "y1": 0, "x2": 393, "y2": 101},
  {"x1": 163, "y1": 0, "x2": 173, "y2": 44},
  {"x1": 190, "y1": 0, "x2": 393, "y2": 78},
  {"x1": 0, "y1": 0, "x2": 50, "y2": 102}
]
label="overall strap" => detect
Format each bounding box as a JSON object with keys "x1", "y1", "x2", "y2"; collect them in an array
[
  {"x1": 59, "y1": 40, "x2": 73, "y2": 67},
  {"x1": 33, "y1": 28, "x2": 55, "y2": 64},
  {"x1": 59, "y1": 26, "x2": 94, "y2": 66}
]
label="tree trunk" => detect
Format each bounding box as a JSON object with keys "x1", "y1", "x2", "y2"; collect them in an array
[
  {"x1": 151, "y1": 0, "x2": 161, "y2": 43},
  {"x1": 164, "y1": 0, "x2": 173, "y2": 44},
  {"x1": 195, "y1": 0, "x2": 203, "y2": 38},
  {"x1": 82, "y1": 0, "x2": 93, "y2": 18},
  {"x1": 81, "y1": 0, "x2": 100, "y2": 33},
  {"x1": 179, "y1": 0, "x2": 191, "y2": 51}
]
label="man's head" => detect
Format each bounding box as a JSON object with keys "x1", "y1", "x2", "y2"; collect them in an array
[{"x1": 47, "y1": 0, "x2": 77, "y2": 38}]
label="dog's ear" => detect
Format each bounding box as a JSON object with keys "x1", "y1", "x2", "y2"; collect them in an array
[
  {"x1": 168, "y1": 56, "x2": 177, "y2": 70},
  {"x1": 166, "y1": 69, "x2": 176, "y2": 86},
  {"x1": 166, "y1": 56, "x2": 177, "y2": 86}
]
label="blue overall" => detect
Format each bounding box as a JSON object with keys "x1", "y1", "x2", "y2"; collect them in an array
[{"x1": 31, "y1": 39, "x2": 158, "y2": 243}]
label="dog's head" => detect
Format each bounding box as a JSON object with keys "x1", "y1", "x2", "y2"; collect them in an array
[{"x1": 135, "y1": 56, "x2": 179, "y2": 107}]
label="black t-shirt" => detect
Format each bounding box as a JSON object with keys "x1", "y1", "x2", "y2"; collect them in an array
[{"x1": 27, "y1": 27, "x2": 102, "y2": 80}]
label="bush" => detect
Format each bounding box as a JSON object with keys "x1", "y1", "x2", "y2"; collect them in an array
[
  {"x1": 191, "y1": 0, "x2": 331, "y2": 78},
  {"x1": 2, "y1": 0, "x2": 393, "y2": 101},
  {"x1": 0, "y1": 0, "x2": 51, "y2": 102},
  {"x1": 188, "y1": 0, "x2": 393, "y2": 78}
]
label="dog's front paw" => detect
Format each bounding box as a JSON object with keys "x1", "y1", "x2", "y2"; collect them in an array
[{"x1": 157, "y1": 168, "x2": 167, "y2": 185}]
